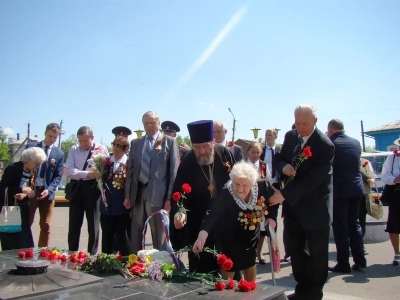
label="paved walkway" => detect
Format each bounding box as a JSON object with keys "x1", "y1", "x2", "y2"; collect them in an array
[{"x1": 4, "y1": 206, "x2": 399, "y2": 299}]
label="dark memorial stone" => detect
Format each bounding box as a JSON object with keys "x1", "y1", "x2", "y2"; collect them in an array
[{"x1": 0, "y1": 249, "x2": 288, "y2": 300}]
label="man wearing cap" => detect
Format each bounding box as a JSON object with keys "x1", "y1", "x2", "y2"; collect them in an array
[
  {"x1": 124, "y1": 111, "x2": 179, "y2": 254},
  {"x1": 161, "y1": 120, "x2": 189, "y2": 161},
  {"x1": 170, "y1": 120, "x2": 235, "y2": 273},
  {"x1": 213, "y1": 120, "x2": 244, "y2": 162},
  {"x1": 112, "y1": 126, "x2": 132, "y2": 138}
]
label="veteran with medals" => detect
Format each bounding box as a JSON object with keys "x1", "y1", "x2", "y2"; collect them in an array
[
  {"x1": 100, "y1": 136, "x2": 130, "y2": 255},
  {"x1": 170, "y1": 120, "x2": 235, "y2": 273}
]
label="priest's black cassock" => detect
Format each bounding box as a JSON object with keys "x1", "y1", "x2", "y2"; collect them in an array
[{"x1": 170, "y1": 144, "x2": 235, "y2": 273}]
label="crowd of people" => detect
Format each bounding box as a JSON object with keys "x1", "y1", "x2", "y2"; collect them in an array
[{"x1": 0, "y1": 104, "x2": 399, "y2": 300}]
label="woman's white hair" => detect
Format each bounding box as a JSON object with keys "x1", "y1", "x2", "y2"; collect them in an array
[
  {"x1": 294, "y1": 104, "x2": 317, "y2": 117},
  {"x1": 21, "y1": 147, "x2": 47, "y2": 163},
  {"x1": 229, "y1": 161, "x2": 259, "y2": 186}
]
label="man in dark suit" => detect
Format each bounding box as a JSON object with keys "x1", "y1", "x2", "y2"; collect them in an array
[
  {"x1": 327, "y1": 119, "x2": 366, "y2": 273},
  {"x1": 25, "y1": 122, "x2": 64, "y2": 247},
  {"x1": 270, "y1": 105, "x2": 335, "y2": 300},
  {"x1": 213, "y1": 120, "x2": 243, "y2": 162}
]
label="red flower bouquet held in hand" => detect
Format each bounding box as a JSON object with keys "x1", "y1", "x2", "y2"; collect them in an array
[
  {"x1": 172, "y1": 183, "x2": 192, "y2": 223},
  {"x1": 281, "y1": 146, "x2": 312, "y2": 189}
]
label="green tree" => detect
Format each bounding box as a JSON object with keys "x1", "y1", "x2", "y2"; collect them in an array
[
  {"x1": 365, "y1": 145, "x2": 375, "y2": 153},
  {"x1": 176, "y1": 135, "x2": 192, "y2": 148},
  {"x1": 0, "y1": 127, "x2": 7, "y2": 144},
  {"x1": 60, "y1": 134, "x2": 78, "y2": 162},
  {"x1": 0, "y1": 127, "x2": 10, "y2": 162}
]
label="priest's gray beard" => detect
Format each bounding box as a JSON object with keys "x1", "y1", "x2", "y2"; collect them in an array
[{"x1": 196, "y1": 147, "x2": 215, "y2": 166}]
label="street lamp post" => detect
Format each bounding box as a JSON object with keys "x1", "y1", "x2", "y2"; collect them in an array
[
  {"x1": 251, "y1": 128, "x2": 261, "y2": 140},
  {"x1": 228, "y1": 108, "x2": 236, "y2": 142},
  {"x1": 134, "y1": 129, "x2": 145, "y2": 138}
]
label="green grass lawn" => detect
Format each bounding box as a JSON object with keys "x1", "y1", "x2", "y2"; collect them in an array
[{"x1": 55, "y1": 190, "x2": 65, "y2": 197}]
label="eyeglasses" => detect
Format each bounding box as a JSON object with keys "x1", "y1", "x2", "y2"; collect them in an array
[{"x1": 112, "y1": 142, "x2": 125, "y2": 149}]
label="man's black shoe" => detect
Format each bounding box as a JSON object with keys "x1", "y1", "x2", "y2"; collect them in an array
[
  {"x1": 352, "y1": 263, "x2": 367, "y2": 270},
  {"x1": 328, "y1": 264, "x2": 351, "y2": 273}
]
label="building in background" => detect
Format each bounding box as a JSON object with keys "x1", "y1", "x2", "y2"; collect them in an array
[{"x1": 365, "y1": 120, "x2": 400, "y2": 151}]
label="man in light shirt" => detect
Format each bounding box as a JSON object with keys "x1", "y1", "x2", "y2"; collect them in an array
[
  {"x1": 213, "y1": 120, "x2": 243, "y2": 162},
  {"x1": 66, "y1": 126, "x2": 109, "y2": 255}
]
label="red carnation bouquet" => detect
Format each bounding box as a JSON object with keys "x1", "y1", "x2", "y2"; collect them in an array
[{"x1": 172, "y1": 183, "x2": 192, "y2": 223}]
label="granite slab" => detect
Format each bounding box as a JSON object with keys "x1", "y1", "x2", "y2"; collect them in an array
[{"x1": 0, "y1": 249, "x2": 288, "y2": 300}]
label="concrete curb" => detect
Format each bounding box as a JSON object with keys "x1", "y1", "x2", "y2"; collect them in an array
[{"x1": 282, "y1": 286, "x2": 372, "y2": 300}]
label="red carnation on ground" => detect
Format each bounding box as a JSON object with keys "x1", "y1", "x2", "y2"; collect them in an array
[
  {"x1": 182, "y1": 183, "x2": 192, "y2": 194},
  {"x1": 18, "y1": 251, "x2": 25, "y2": 259},
  {"x1": 25, "y1": 249, "x2": 34, "y2": 258},
  {"x1": 115, "y1": 252, "x2": 123, "y2": 262},
  {"x1": 172, "y1": 192, "x2": 181, "y2": 202},
  {"x1": 226, "y1": 278, "x2": 235, "y2": 289},
  {"x1": 40, "y1": 249, "x2": 49, "y2": 258},
  {"x1": 238, "y1": 279, "x2": 252, "y2": 292},
  {"x1": 214, "y1": 281, "x2": 225, "y2": 291}
]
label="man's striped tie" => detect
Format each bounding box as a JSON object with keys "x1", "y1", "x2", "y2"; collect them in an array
[{"x1": 139, "y1": 136, "x2": 153, "y2": 184}]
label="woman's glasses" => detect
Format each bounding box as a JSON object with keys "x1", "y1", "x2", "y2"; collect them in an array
[{"x1": 112, "y1": 142, "x2": 124, "y2": 149}]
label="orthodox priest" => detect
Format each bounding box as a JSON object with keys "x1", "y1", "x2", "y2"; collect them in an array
[{"x1": 170, "y1": 120, "x2": 235, "y2": 273}]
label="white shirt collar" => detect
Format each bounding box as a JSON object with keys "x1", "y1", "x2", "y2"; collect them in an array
[{"x1": 299, "y1": 127, "x2": 316, "y2": 145}]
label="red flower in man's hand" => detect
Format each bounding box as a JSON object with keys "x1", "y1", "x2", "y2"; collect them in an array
[
  {"x1": 221, "y1": 258, "x2": 233, "y2": 271},
  {"x1": 172, "y1": 192, "x2": 181, "y2": 202},
  {"x1": 217, "y1": 254, "x2": 227, "y2": 265},
  {"x1": 105, "y1": 157, "x2": 112, "y2": 166},
  {"x1": 182, "y1": 183, "x2": 192, "y2": 194},
  {"x1": 302, "y1": 147, "x2": 312, "y2": 158},
  {"x1": 261, "y1": 165, "x2": 266, "y2": 170},
  {"x1": 214, "y1": 281, "x2": 225, "y2": 291},
  {"x1": 362, "y1": 161, "x2": 369, "y2": 168},
  {"x1": 226, "y1": 278, "x2": 235, "y2": 289}
]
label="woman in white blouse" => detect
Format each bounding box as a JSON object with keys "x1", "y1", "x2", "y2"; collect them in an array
[
  {"x1": 381, "y1": 146, "x2": 400, "y2": 266},
  {"x1": 246, "y1": 142, "x2": 273, "y2": 264}
]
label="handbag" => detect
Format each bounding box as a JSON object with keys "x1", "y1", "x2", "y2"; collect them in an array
[
  {"x1": 0, "y1": 188, "x2": 22, "y2": 233},
  {"x1": 366, "y1": 182, "x2": 384, "y2": 219},
  {"x1": 65, "y1": 144, "x2": 95, "y2": 200},
  {"x1": 380, "y1": 154, "x2": 396, "y2": 204}
]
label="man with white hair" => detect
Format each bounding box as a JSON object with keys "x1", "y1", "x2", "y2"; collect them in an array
[
  {"x1": 213, "y1": 120, "x2": 244, "y2": 162},
  {"x1": 270, "y1": 105, "x2": 335, "y2": 300}
]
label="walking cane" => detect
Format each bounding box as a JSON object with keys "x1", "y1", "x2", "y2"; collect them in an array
[{"x1": 265, "y1": 224, "x2": 276, "y2": 286}]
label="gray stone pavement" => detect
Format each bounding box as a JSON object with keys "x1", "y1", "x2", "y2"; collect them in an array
[{"x1": 3, "y1": 205, "x2": 399, "y2": 299}]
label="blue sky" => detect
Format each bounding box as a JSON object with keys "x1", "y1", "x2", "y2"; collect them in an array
[{"x1": 1, "y1": 0, "x2": 399, "y2": 147}]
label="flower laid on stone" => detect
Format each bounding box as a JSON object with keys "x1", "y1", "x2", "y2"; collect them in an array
[
  {"x1": 238, "y1": 279, "x2": 256, "y2": 292},
  {"x1": 17, "y1": 249, "x2": 34, "y2": 259}
]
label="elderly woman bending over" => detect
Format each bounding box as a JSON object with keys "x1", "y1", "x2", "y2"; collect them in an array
[
  {"x1": 0, "y1": 147, "x2": 47, "y2": 250},
  {"x1": 193, "y1": 161, "x2": 279, "y2": 281}
]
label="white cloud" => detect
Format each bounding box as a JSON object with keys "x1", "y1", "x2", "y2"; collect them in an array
[
  {"x1": 209, "y1": 104, "x2": 215, "y2": 110},
  {"x1": 200, "y1": 101, "x2": 206, "y2": 105},
  {"x1": 164, "y1": 5, "x2": 248, "y2": 100}
]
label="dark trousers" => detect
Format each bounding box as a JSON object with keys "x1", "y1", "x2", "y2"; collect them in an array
[
  {"x1": 68, "y1": 180, "x2": 100, "y2": 255},
  {"x1": 285, "y1": 215, "x2": 329, "y2": 300},
  {"x1": 359, "y1": 196, "x2": 367, "y2": 238},
  {"x1": 332, "y1": 196, "x2": 366, "y2": 266},
  {"x1": 101, "y1": 214, "x2": 130, "y2": 256},
  {"x1": 0, "y1": 201, "x2": 34, "y2": 250}
]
